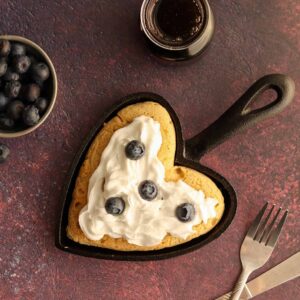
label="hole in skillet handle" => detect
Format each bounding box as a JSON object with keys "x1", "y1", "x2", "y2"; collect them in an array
[
  {"x1": 242, "y1": 88, "x2": 278, "y2": 114},
  {"x1": 185, "y1": 74, "x2": 295, "y2": 161}
]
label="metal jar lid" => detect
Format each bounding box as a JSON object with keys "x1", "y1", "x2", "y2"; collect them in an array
[{"x1": 140, "y1": 0, "x2": 214, "y2": 61}]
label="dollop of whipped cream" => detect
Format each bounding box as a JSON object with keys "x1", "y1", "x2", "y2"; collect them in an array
[{"x1": 79, "y1": 116, "x2": 218, "y2": 246}]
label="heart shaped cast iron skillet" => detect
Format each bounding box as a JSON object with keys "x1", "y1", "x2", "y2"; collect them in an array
[{"x1": 56, "y1": 74, "x2": 294, "y2": 260}]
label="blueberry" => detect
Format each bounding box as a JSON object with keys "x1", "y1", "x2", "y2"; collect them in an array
[
  {"x1": 0, "y1": 93, "x2": 9, "y2": 112},
  {"x1": 22, "y1": 105, "x2": 40, "y2": 126},
  {"x1": 22, "y1": 83, "x2": 40, "y2": 103},
  {"x1": 176, "y1": 203, "x2": 195, "y2": 222},
  {"x1": 35, "y1": 97, "x2": 48, "y2": 113},
  {"x1": 11, "y1": 43, "x2": 26, "y2": 56},
  {"x1": 31, "y1": 62, "x2": 50, "y2": 82},
  {"x1": 13, "y1": 55, "x2": 31, "y2": 74},
  {"x1": 5, "y1": 81, "x2": 21, "y2": 98},
  {"x1": 0, "y1": 115, "x2": 14, "y2": 129},
  {"x1": 0, "y1": 58, "x2": 7, "y2": 77},
  {"x1": 138, "y1": 180, "x2": 158, "y2": 200},
  {"x1": 0, "y1": 144, "x2": 10, "y2": 163},
  {"x1": 0, "y1": 40, "x2": 11, "y2": 57},
  {"x1": 125, "y1": 140, "x2": 145, "y2": 160},
  {"x1": 7, "y1": 100, "x2": 24, "y2": 120},
  {"x1": 3, "y1": 68, "x2": 20, "y2": 81},
  {"x1": 105, "y1": 197, "x2": 125, "y2": 215}
]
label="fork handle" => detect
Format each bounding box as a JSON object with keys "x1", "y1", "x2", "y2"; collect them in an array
[{"x1": 230, "y1": 269, "x2": 252, "y2": 300}]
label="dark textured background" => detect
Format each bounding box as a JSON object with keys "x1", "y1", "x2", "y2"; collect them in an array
[{"x1": 0, "y1": 1, "x2": 299, "y2": 299}]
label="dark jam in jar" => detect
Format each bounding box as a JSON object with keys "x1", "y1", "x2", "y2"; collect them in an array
[
  {"x1": 141, "y1": 0, "x2": 213, "y2": 60},
  {"x1": 152, "y1": 0, "x2": 205, "y2": 46}
]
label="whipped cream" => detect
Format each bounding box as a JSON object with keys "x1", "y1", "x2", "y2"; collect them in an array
[{"x1": 79, "y1": 116, "x2": 218, "y2": 246}]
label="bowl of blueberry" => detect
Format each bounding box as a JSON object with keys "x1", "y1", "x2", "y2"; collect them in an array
[{"x1": 0, "y1": 35, "x2": 57, "y2": 138}]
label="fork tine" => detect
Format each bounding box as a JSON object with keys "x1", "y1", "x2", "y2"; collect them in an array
[
  {"x1": 247, "y1": 202, "x2": 268, "y2": 238},
  {"x1": 254, "y1": 204, "x2": 275, "y2": 241},
  {"x1": 266, "y1": 210, "x2": 288, "y2": 247},
  {"x1": 260, "y1": 207, "x2": 282, "y2": 244}
]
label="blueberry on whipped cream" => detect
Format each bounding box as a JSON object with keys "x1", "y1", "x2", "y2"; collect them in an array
[
  {"x1": 105, "y1": 197, "x2": 125, "y2": 215},
  {"x1": 176, "y1": 203, "x2": 195, "y2": 222},
  {"x1": 125, "y1": 140, "x2": 145, "y2": 160},
  {"x1": 138, "y1": 180, "x2": 158, "y2": 201}
]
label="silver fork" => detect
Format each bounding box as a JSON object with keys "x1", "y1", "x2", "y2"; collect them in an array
[{"x1": 229, "y1": 202, "x2": 288, "y2": 300}]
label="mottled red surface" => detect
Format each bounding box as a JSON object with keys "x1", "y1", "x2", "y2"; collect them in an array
[{"x1": 0, "y1": 1, "x2": 299, "y2": 299}]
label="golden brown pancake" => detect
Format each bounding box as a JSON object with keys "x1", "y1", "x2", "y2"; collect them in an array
[{"x1": 67, "y1": 101, "x2": 224, "y2": 251}]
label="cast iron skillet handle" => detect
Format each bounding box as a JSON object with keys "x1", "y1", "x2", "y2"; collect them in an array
[{"x1": 185, "y1": 74, "x2": 295, "y2": 161}]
